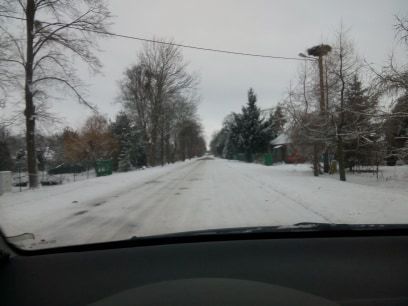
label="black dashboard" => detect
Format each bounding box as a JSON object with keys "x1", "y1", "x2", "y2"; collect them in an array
[{"x1": 1, "y1": 231, "x2": 408, "y2": 306}]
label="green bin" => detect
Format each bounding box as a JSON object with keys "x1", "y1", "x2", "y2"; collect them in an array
[
  {"x1": 264, "y1": 153, "x2": 273, "y2": 166},
  {"x1": 95, "y1": 160, "x2": 113, "y2": 177},
  {"x1": 237, "y1": 153, "x2": 246, "y2": 161}
]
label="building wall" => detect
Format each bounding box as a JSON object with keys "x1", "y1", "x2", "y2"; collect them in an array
[{"x1": 271, "y1": 144, "x2": 305, "y2": 164}]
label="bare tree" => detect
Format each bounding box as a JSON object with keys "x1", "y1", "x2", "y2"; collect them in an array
[
  {"x1": 388, "y1": 14, "x2": 408, "y2": 90},
  {"x1": 286, "y1": 57, "x2": 332, "y2": 176},
  {"x1": 376, "y1": 15, "x2": 408, "y2": 163},
  {"x1": 64, "y1": 115, "x2": 118, "y2": 166},
  {"x1": 0, "y1": 0, "x2": 111, "y2": 187},
  {"x1": 287, "y1": 25, "x2": 379, "y2": 181},
  {"x1": 0, "y1": 23, "x2": 19, "y2": 110},
  {"x1": 176, "y1": 119, "x2": 206, "y2": 160},
  {"x1": 369, "y1": 15, "x2": 408, "y2": 106},
  {"x1": 120, "y1": 40, "x2": 200, "y2": 166},
  {"x1": 331, "y1": 29, "x2": 352, "y2": 180}
]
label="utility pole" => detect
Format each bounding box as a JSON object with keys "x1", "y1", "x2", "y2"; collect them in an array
[
  {"x1": 299, "y1": 44, "x2": 332, "y2": 175},
  {"x1": 305, "y1": 44, "x2": 332, "y2": 114},
  {"x1": 318, "y1": 53, "x2": 325, "y2": 112}
]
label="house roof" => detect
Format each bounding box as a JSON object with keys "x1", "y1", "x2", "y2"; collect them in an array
[{"x1": 270, "y1": 133, "x2": 290, "y2": 145}]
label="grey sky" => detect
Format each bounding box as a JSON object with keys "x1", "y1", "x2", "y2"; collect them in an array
[{"x1": 7, "y1": 0, "x2": 408, "y2": 142}]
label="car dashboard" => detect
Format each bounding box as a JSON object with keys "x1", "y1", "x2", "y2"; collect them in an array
[{"x1": 1, "y1": 230, "x2": 408, "y2": 306}]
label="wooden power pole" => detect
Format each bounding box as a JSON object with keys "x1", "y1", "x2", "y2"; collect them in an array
[{"x1": 306, "y1": 44, "x2": 332, "y2": 175}]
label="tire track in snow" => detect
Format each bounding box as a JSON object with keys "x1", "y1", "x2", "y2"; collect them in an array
[
  {"x1": 103, "y1": 159, "x2": 205, "y2": 240},
  {"x1": 28, "y1": 160, "x2": 199, "y2": 247}
]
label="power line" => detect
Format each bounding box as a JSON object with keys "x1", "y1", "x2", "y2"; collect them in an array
[{"x1": 0, "y1": 13, "x2": 312, "y2": 62}]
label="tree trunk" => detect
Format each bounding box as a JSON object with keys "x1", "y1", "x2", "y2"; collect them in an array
[
  {"x1": 318, "y1": 55, "x2": 325, "y2": 113},
  {"x1": 325, "y1": 58, "x2": 329, "y2": 110},
  {"x1": 313, "y1": 144, "x2": 319, "y2": 177},
  {"x1": 337, "y1": 136, "x2": 346, "y2": 181},
  {"x1": 323, "y1": 149, "x2": 330, "y2": 173},
  {"x1": 160, "y1": 128, "x2": 164, "y2": 166},
  {"x1": 337, "y1": 32, "x2": 346, "y2": 181},
  {"x1": 173, "y1": 132, "x2": 178, "y2": 162},
  {"x1": 318, "y1": 55, "x2": 330, "y2": 173},
  {"x1": 149, "y1": 126, "x2": 158, "y2": 166},
  {"x1": 25, "y1": 0, "x2": 39, "y2": 188},
  {"x1": 165, "y1": 134, "x2": 171, "y2": 163}
]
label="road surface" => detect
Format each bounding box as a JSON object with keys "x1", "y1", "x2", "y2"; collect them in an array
[{"x1": 2, "y1": 157, "x2": 408, "y2": 249}]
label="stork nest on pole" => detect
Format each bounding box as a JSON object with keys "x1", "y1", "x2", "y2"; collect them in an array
[{"x1": 307, "y1": 44, "x2": 332, "y2": 57}]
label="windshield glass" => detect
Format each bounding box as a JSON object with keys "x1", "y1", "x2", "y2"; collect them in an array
[{"x1": 0, "y1": 0, "x2": 408, "y2": 250}]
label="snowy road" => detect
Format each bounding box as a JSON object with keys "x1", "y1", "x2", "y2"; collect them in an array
[{"x1": 1, "y1": 157, "x2": 408, "y2": 249}]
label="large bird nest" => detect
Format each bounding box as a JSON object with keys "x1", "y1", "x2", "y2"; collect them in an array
[{"x1": 307, "y1": 44, "x2": 332, "y2": 57}]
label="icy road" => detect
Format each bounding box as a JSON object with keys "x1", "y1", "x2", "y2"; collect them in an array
[{"x1": 1, "y1": 157, "x2": 408, "y2": 249}]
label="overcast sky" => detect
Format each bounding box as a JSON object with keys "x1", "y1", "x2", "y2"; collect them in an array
[{"x1": 5, "y1": 0, "x2": 408, "y2": 142}]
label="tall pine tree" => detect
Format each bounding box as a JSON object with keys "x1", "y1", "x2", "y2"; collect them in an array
[
  {"x1": 343, "y1": 74, "x2": 379, "y2": 167},
  {"x1": 111, "y1": 112, "x2": 146, "y2": 171},
  {"x1": 234, "y1": 88, "x2": 265, "y2": 162},
  {"x1": 117, "y1": 140, "x2": 132, "y2": 172},
  {"x1": 272, "y1": 105, "x2": 287, "y2": 135}
]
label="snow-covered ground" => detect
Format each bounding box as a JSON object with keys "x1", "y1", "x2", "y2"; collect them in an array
[{"x1": 0, "y1": 157, "x2": 407, "y2": 249}]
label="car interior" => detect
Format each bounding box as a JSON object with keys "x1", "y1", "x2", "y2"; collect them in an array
[{"x1": 1, "y1": 228, "x2": 408, "y2": 306}]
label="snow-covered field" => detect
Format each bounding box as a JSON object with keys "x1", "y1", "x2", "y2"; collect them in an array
[{"x1": 0, "y1": 157, "x2": 407, "y2": 249}]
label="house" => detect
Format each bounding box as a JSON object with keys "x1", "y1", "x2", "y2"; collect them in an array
[{"x1": 269, "y1": 133, "x2": 305, "y2": 164}]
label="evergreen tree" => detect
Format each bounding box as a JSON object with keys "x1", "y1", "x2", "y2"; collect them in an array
[
  {"x1": 117, "y1": 140, "x2": 132, "y2": 172},
  {"x1": 210, "y1": 131, "x2": 224, "y2": 157},
  {"x1": 111, "y1": 112, "x2": 146, "y2": 170},
  {"x1": 129, "y1": 129, "x2": 147, "y2": 168},
  {"x1": 272, "y1": 105, "x2": 287, "y2": 135},
  {"x1": 344, "y1": 75, "x2": 373, "y2": 126},
  {"x1": 222, "y1": 132, "x2": 236, "y2": 159},
  {"x1": 234, "y1": 88, "x2": 265, "y2": 162},
  {"x1": 343, "y1": 75, "x2": 380, "y2": 166},
  {"x1": 210, "y1": 90, "x2": 278, "y2": 161},
  {"x1": 385, "y1": 94, "x2": 408, "y2": 164},
  {"x1": 260, "y1": 113, "x2": 277, "y2": 151}
]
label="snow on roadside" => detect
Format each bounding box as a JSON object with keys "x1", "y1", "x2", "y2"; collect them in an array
[
  {"x1": 226, "y1": 161, "x2": 408, "y2": 224},
  {"x1": 0, "y1": 160, "x2": 195, "y2": 236},
  {"x1": 339, "y1": 165, "x2": 408, "y2": 193},
  {"x1": 266, "y1": 163, "x2": 408, "y2": 193}
]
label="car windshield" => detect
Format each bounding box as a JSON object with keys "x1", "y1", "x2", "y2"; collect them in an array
[{"x1": 0, "y1": 0, "x2": 407, "y2": 250}]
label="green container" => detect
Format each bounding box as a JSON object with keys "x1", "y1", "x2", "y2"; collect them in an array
[
  {"x1": 264, "y1": 153, "x2": 273, "y2": 166},
  {"x1": 95, "y1": 160, "x2": 113, "y2": 177},
  {"x1": 237, "y1": 153, "x2": 246, "y2": 161}
]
